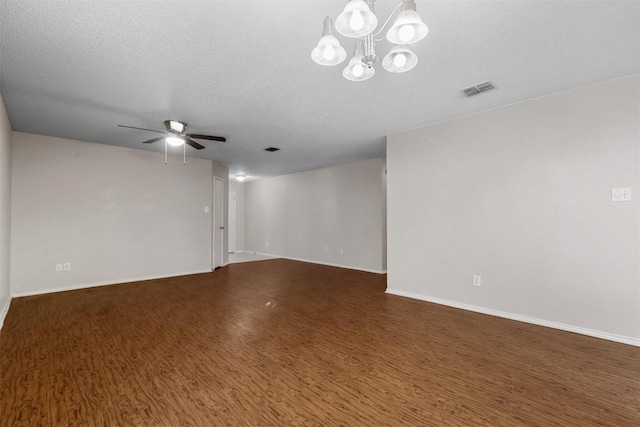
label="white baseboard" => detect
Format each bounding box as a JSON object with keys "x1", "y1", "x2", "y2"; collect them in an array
[
  {"x1": 386, "y1": 288, "x2": 640, "y2": 347},
  {"x1": 10, "y1": 269, "x2": 212, "y2": 298},
  {"x1": 255, "y1": 252, "x2": 385, "y2": 275},
  {"x1": 0, "y1": 296, "x2": 11, "y2": 331}
]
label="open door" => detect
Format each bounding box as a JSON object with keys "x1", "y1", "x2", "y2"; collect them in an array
[
  {"x1": 212, "y1": 176, "x2": 225, "y2": 269},
  {"x1": 229, "y1": 190, "x2": 236, "y2": 253}
]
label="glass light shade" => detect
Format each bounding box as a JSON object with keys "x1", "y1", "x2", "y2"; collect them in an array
[
  {"x1": 335, "y1": 0, "x2": 378, "y2": 38},
  {"x1": 343, "y1": 55, "x2": 375, "y2": 81},
  {"x1": 166, "y1": 135, "x2": 185, "y2": 146},
  {"x1": 382, "y1": 44, "x2": 418, "y2": 73},
  {"x1": 311, "y1": 36, "x2": 347, "y2": 66},
  {"x1": 236, "y1": 174, "x2": 246, "y2": 182},
  {"x1": 386, "y1": 1, "x2": 428, "y2": 44}
]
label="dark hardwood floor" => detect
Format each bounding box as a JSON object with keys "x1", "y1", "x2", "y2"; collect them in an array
[{"x1": 0, "y1": 259, "x2": 638, "y2": 426}]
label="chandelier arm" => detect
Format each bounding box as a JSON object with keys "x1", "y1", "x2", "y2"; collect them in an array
[{"x1": 372, "y1": 1, "x2": 405, "y2": 38}]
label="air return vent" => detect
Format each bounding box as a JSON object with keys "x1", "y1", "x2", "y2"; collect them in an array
[{"x1": 461, "y1": 81, "x2": 496, "y2": 97}]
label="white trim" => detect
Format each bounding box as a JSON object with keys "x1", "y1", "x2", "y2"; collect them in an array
[
  {"x1": 386, "y1": 288, "x2": 640, "y2": 347},
  {"x1": 0, "y1": 296, "x2": 12, "y2": 330},
  {"x1": 10, "y1": 270, "x2": 212, "y2": 298},
  {"x1": 255, "y1": 252, "x2": 386, "y2": 275}
]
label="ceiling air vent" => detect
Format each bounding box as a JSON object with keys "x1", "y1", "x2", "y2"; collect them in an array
[
  {"x1": 265, "y1": 147, "x2": 280, "y2": 152},
  {"x1": 461, "y1": 81, "x2": 496, "y2": 97}
]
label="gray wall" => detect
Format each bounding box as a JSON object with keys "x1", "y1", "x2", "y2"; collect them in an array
[
  {"x1": 245, "y1": 158, "x2": 386, "y2": 273},
  {"x1": 387, "y1": 74, "x2": 639, "y2": 344},
  {"x1": 0, "y1": 94, "x2": 11, "y2": 328},
  {"x1": 11, "y1": 132, "x2": 228, "y2": 296}
]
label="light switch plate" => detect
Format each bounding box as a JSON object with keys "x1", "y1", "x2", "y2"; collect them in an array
[{"x1": 612, "y1": 188, "x2": 632, "y2": 202}]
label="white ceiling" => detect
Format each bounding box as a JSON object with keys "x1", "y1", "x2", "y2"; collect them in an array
[{"x1": 1, "y1": 1, "x2": 638, "y2": 181}]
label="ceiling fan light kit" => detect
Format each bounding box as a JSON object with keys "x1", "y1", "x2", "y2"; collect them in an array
[
  {"x1": 166, "y1": 135, "x2": 186, "y2": 147},
  {"x1": 312, "y1": 0, "x2": 428, "y2": 81}
]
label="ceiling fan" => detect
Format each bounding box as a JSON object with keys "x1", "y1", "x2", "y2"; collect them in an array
[{"x1": 118, "y1": 120, "x2": 226, "y2": 150}]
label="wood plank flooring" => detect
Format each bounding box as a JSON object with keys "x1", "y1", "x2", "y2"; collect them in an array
[{"x1": 0, "y1": 259, "x2": 638, "y2": 426}]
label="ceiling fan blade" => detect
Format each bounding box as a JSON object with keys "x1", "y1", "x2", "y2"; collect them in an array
[
  {"x1": 141, "y1": 136, "x2": 166, "y2": 144},
  {"x1": 185, "y1": 138, "x2": 205, "y2": 150},
  {"x1": 188, "y1": 133, "x2": 226, "y2": 142},
  {"x1": 118, "y1": 124, "x2": 165, "y2": 134}
]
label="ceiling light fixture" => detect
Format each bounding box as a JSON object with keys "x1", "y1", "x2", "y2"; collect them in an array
[
  {"x1": 312, "y1": 0, "x2": 428, "y2": 81},
  {"x1": 311, "y1": 17, "x2": 348, "y2": 66},
  {"x1": 165, "y1": 134, "x2": 188, "y2": 165},
  {"x1": 343, "y1": 40, "x2": 376, "y2": 81},
  {"x1": 235, "y1": 174, "x2": 246, "y2": 182},
  {"x1": 382, "y1": 44, "x2": 418, "y2": 73},
  {"x1": 166, "y1": 135, "x2": 185, "y2": 146}
]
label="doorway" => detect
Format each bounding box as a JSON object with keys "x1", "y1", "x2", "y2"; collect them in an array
[
  {"x1": 229, "y1": 190, "x2": 236, "y2": 253},
  {"x1": 212, "y1": 176, "x2": 225, "y2": 269}
]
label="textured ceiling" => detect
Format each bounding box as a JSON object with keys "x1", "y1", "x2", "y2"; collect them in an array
[{"x1": 1, "y1": 1, "x2": 638, "y2": 181}]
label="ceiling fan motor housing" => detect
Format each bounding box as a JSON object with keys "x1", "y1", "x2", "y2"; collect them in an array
[{"x1": 165, "y1": 120, "x2": 187, "y2": 134}]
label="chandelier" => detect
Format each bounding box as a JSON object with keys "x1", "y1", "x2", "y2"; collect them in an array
[{"x1": 311, "y1": 0, "x2": 428, "y2": 81}]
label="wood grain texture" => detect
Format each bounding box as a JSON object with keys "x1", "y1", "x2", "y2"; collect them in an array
[{"x1": 1, "y1": 259, "x2": 638, "y2": 426}]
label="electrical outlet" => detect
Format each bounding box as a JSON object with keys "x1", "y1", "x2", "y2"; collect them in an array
[
  {"x1": 204, "y1": 206, "x2": 209, "y2": 213},
  {"x1": 266, "y1": 240, "x2": 269, "y2": 247},
  {"x1": 325, "y1": 247, "x2": 328, "y2": 253},
  {"x1": 339, "y1": 248, "x2": 344, "y2": 254},
  {"x1": 56, "y1": 264, "x2": 62, "y2": 272},
  {"x1": 64, "y1": 262, "x2": 71, "y2": 271},
  {"x1": 473, "y1": 275, "x2": 481, "y2": 286}
]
